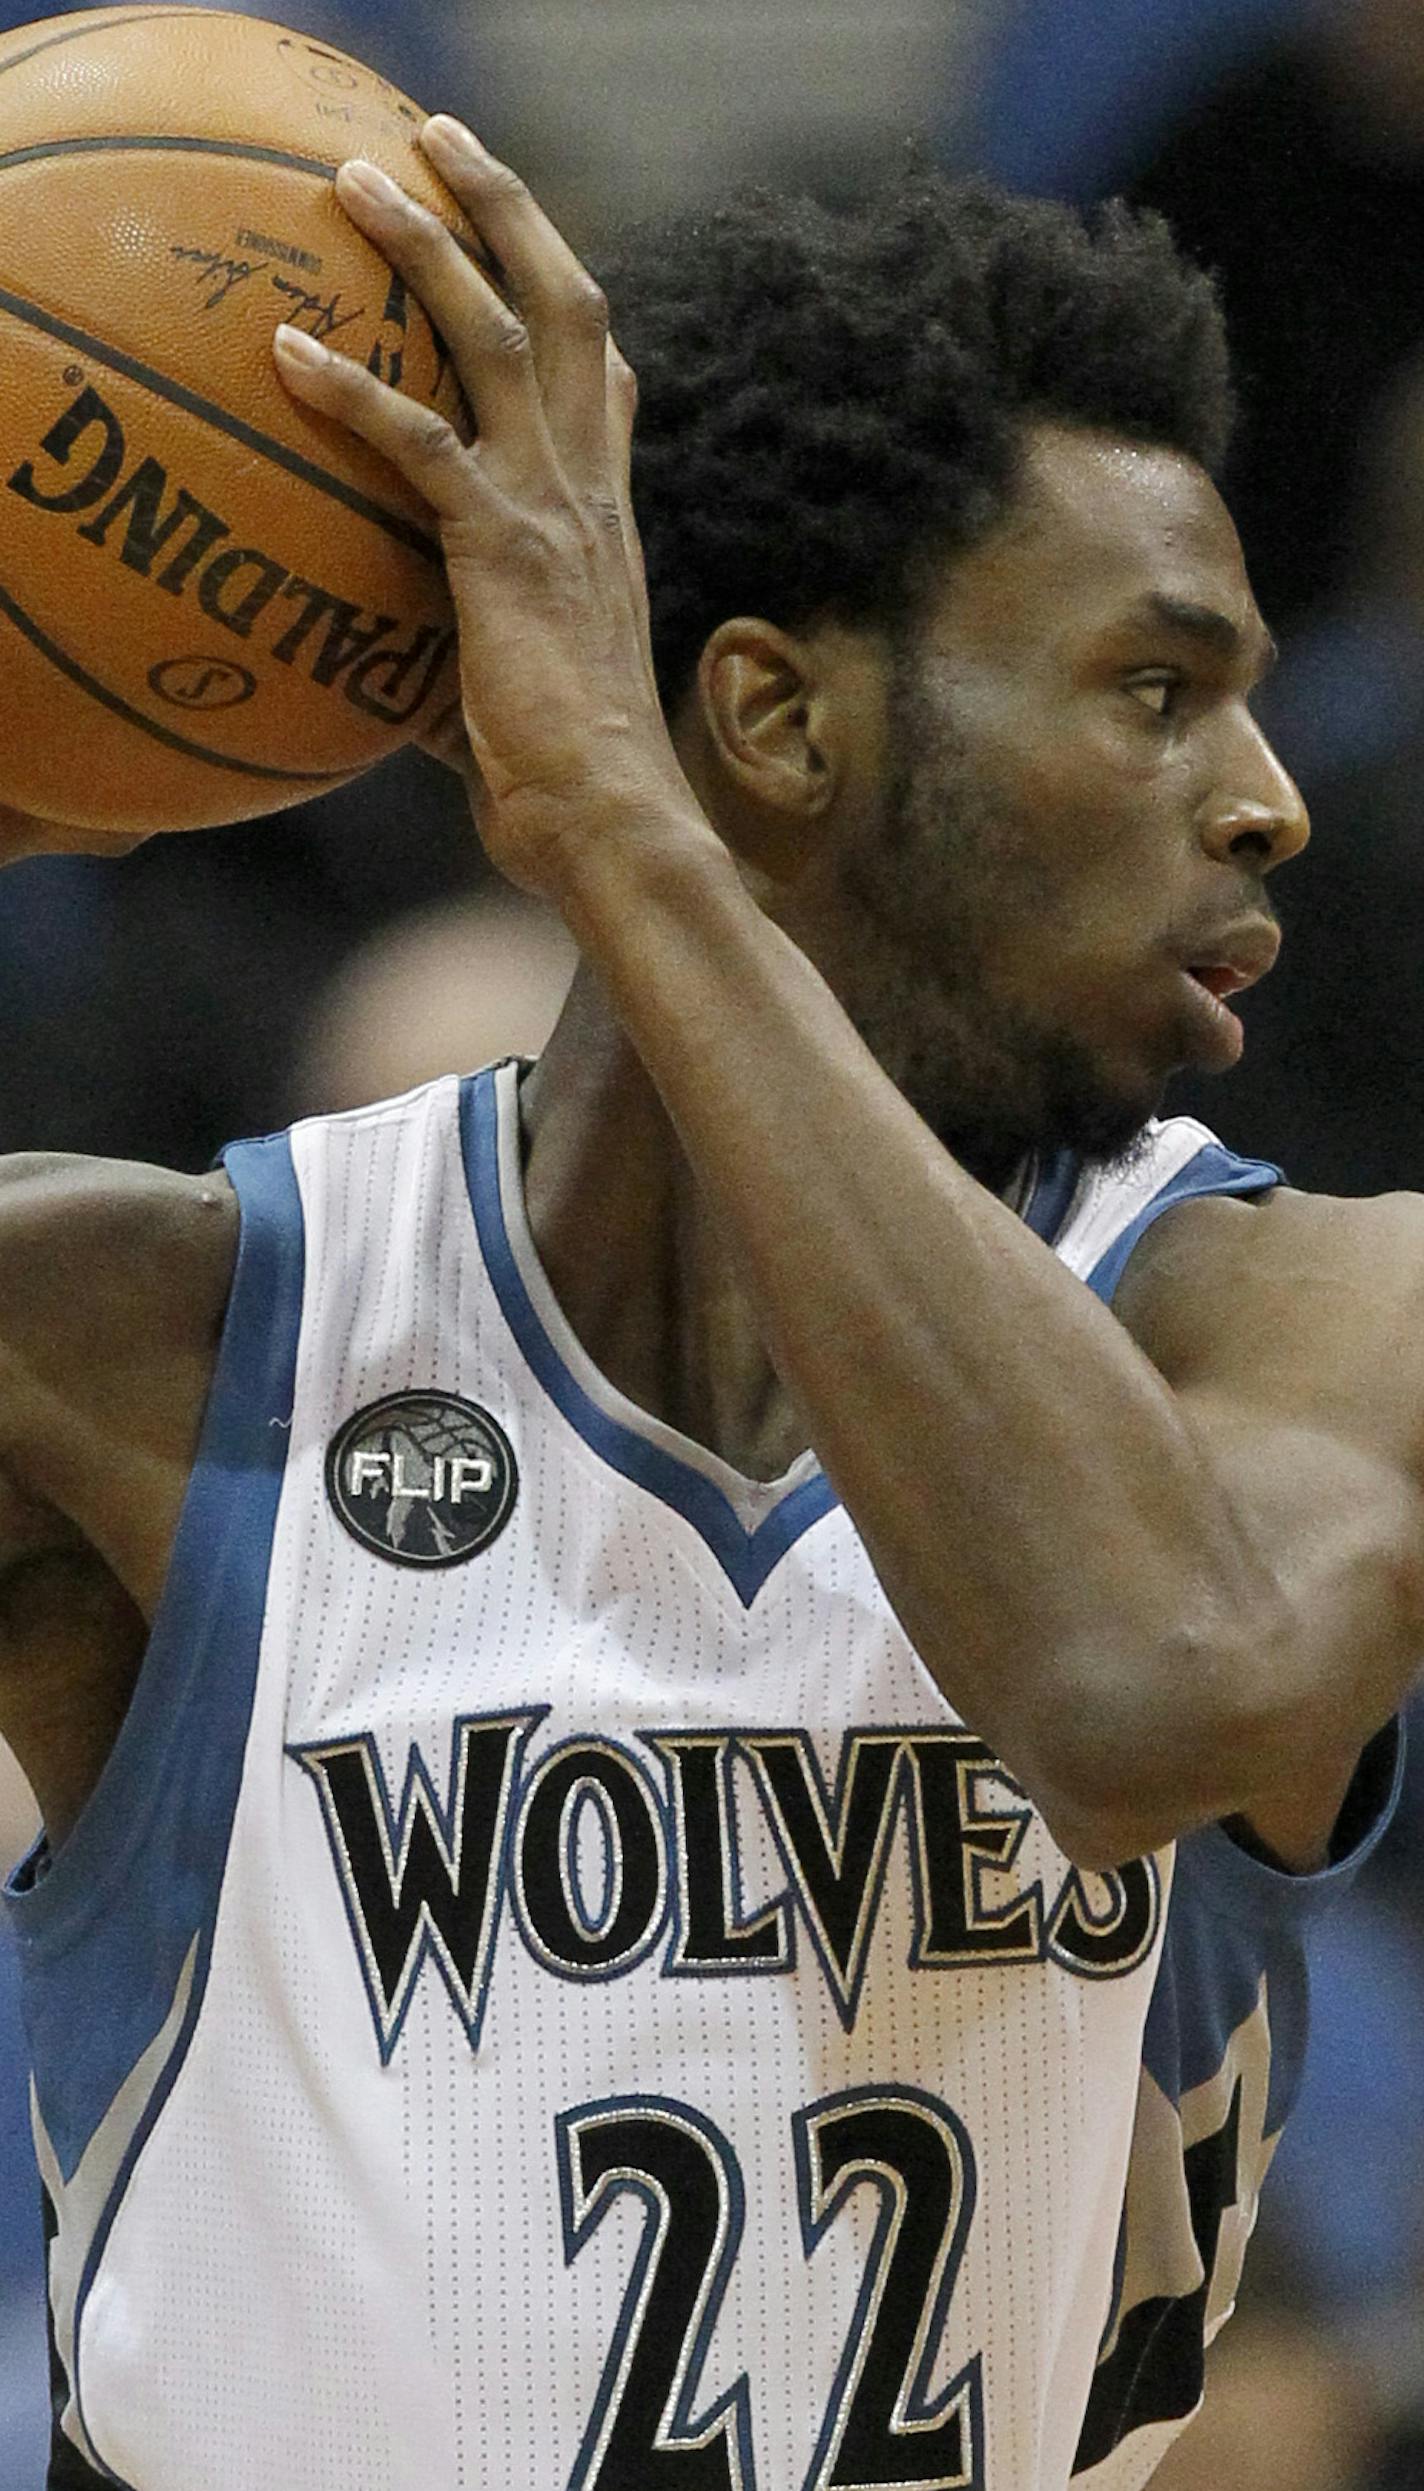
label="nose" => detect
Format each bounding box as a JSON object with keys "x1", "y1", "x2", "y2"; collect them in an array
[{"x1": 1199, "y1": 719, "x2": 1310, "y2": 873}]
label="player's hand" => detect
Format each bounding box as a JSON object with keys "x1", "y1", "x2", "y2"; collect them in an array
[{"x1": 272, "y1": 119, "x2": 689, "y2": 901}]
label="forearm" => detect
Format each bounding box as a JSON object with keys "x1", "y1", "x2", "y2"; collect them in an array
[{"x1": 558, "y1": 800, "x2": 1287, "y2": 1857}]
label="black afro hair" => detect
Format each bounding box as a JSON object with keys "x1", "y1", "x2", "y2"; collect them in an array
[{"x1": 597, "y1": 172, "x2": 1234, "y2": 714}]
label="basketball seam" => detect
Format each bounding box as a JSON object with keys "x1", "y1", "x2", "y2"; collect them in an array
[
  {"x1": 0, "y1": 282, "x2": 444, "y2": 567},
  {"x1": 0, "y1": 132, "x2": 340, "y2": 179},
  {"x1": 0, "y1": 578, "x2": 357, "y2": 785},
  {"x1": 0, "y1": 132, "x2": 484, "y2": 265},
  {"x1": 0, "y1": 12, "x2": 214, "y2": 82}
]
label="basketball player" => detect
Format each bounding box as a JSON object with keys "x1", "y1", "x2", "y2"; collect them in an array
[{"x1": 0, "y1": 120, "x2": 1417, "y2": 2490}]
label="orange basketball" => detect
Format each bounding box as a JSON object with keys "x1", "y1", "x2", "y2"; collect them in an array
[{"x1": 0, "y1": 6, "x2": 475, "y2": 835}]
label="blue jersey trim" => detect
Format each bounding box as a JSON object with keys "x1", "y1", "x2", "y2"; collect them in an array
[
  {"x1": 1184, "y1": 1718, "x2": 1405, "y2": 1938},
  {"x1": 2, "y1": 1133, "x2": 304, "y2": 2182},
  {"x1": 459, "y1": 1069, "x2": 837, "y2": 1606},
  {"x1": 1145, "y1": 1719, "x2": 1403, "y2": 2139},
  {"x1": 1084, "y1": 1143, "x2": 1283, "y2": 1306},
  {"x1": 1021, "y1": 1149, "x2": 1083, "y2": 1246}
]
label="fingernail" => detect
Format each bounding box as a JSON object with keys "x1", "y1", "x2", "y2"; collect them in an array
[
  {"x1": 274, "y1": 324, "x2": 329, "y2": 368},
  {"x1": 338, "y1": 157, "x2": 406, "y2": 207},
  {"x1": 423, "y1": 115, "x2": 484, "y2": 162}
]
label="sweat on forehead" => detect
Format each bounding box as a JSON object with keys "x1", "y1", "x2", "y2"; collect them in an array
[{"x1": 920, "y1": 425, "x2": 1268, "y2": 666}]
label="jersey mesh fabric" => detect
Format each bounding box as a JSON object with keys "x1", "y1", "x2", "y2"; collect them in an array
[{"x1": 3, "y1": 1069, "x2": 1398, "y2": 2491}]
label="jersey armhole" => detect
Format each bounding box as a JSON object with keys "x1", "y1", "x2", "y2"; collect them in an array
[
  {"x1": 1183, "y1": 1718, "x2": 1404, "y2": 1932},
  {"x1": 2, "y1": 1127, "x2": 305, "y2": 2187},
  {"x1": 1086, "y1": 1145, "x2": 1283, "y2": 1307}
]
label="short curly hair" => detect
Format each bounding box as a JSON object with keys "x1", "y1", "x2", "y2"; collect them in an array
[{"x1": 598, "y1": 173, "x2": 1234, "y2": 714}]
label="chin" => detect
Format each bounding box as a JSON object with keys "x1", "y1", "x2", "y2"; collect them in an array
[
  {"x1": 926, "y1": 1080, "x2": 1157, "y2": 1190},
  {"x1": 1016, "y1": 1033, "x2": 1167, "y2": 1171},
  {"x1": 1046, "y1": 1096, "x2": 1159, "y2": 1172}
]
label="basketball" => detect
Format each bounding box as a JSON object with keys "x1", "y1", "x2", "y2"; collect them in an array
[{"x1": 0, "y1": 6, "x2": 477, "y2": 836}]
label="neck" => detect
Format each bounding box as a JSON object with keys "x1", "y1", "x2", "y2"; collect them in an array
[{"x1": 518, "y1": 968, "x2": 807, "y2": 1482}]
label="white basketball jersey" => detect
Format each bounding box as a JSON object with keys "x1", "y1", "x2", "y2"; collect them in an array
[{"x1": 4, "y1": 1065, "x2": 1394, "y2": 2491}]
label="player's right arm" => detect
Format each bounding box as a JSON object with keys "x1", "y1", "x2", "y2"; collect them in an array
[{"x1": 0, "y1": 1154, "x2": 236, "y2": 1844}]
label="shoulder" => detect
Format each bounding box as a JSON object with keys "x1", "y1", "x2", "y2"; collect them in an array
[
  {"x1": 1114, "y1": 1181, "x2": 1424, "y2": 1433},
  {"x1": 0, "y1": 1153, "x2": 238, "y2": 1415},
  {"x1": 0, "y1": 1148, "x2": 238, "y2": 1290},
  {"x1": 0, "y1": 1148, "x2": 236, "y2": 1257},
  {"x1": 1119, "y1": 1174, "x2": 1424, "y2": 1283}
]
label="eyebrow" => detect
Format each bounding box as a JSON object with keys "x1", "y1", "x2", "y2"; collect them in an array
[{"x1": 1130, "y1": 593, "x2": 1279, "y2": 677}]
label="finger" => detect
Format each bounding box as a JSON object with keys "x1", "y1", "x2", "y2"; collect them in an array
[
  {"x1": 272, "y1": 323, "x2": 485, "y2": 524},
  {"x1": 332, "y1": 158, "x2": 556, "y2": 475},
  {"x1": 605, "y1": 340, "x2": 657, "y2": 697},
  {"x1": 419, "y1": 119, "x2": 613, "y2": 479}
]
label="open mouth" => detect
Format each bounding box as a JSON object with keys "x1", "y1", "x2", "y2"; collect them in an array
[
  {"x1": 1178, "y1": 966, "x2": 1247, "y2": 1068},
  {"x1": 1185, "y1": 963, "x2": 1252, "y2": 1001}
]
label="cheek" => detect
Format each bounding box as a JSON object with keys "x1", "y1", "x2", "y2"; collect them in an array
[
  {"x1": 971, "y1": 692, "x2": 1142, "y2": 835},
  {"x1": 1026, "y1": 724, "x2": 1198, "y2": 936},
  {"x1": 896, "y1": 681, "x2": 1180, "y2": 971},
  {"x1": 975, "y1": 744, "x2": 1141, "y2": 932},
  {"x1": 1029, "y1": 703, "x2": 1171, "y2": 826}
]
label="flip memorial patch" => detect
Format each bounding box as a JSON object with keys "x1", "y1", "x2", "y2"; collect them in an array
[{"x1": 326, "y1": 1391, "x2": 518, "y2": 1569}]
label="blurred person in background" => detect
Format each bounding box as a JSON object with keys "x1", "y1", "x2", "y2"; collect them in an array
[
  {"x1": 0, "y1": 751, "x2": 486, "y2": 1173},
  {"x1": 291, "y1": 888, "x2": 576, "y2": 1118},
  {"x1": 1259, "y1": 1891, "x2": 1424, "y2": 2487},
  {"x1": 1148, "y1": 2294, "x2": 1377, "y2": 2491},
  {"x1": 956, "y1": 0, "x2": 1310, "y2": 205},
  {"x1": 963, "y1": 0, "x2": 1424, "y2": 636},
  {"x1": 1125, "y1": 0, "x2": 1424, "y2": 638}
]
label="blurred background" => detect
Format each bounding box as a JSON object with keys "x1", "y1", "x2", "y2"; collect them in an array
[{"x1": 2, "y1": 0, "x2": 1424, "y2": 2483}]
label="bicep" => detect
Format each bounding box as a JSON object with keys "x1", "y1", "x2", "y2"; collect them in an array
[
  {"x1": 1173, "y1": 1384, "x2": 1424, "y2": 1863},
  {"x1": 1112, "y1": 1186, "x2": 1424, "y2": 1856},
  {"x1": 0, "y1": 1151, "x2": 236, "y2": 1458}
]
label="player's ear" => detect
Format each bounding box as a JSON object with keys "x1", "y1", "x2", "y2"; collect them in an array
[{"x1": 692, "y1": 619, "x2": 838, "y2": 825}]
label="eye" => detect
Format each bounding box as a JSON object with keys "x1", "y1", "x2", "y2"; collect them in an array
[{"x1": 1125, "y1": 671, "x2": 1183, "y2": 719}]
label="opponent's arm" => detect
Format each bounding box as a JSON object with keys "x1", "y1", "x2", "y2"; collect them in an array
[{"x1": 275, "y1": 130, "x2": 1424, "y2": 1869}]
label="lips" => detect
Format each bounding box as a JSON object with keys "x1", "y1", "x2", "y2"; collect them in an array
[
  {"x1": 1187, "y1": 962, "x2": 1253, "y2": 1001},
  {"x1": 1179, "y1": 918, "x2": 1281, "y2": 1000}
]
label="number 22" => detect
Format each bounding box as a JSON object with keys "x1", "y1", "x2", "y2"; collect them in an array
[{"x1": 557, "y1": 2085, "x2": 985, "y2": 2491}]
